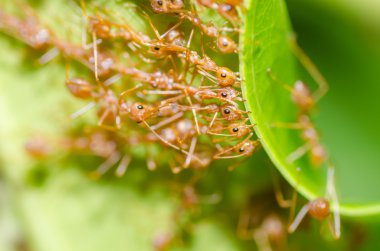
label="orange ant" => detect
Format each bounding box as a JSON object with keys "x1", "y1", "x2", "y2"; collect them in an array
[
  {"x1": 213, "y1": 133, "x2": 259, "y2": 159},
  {"x1": 207, "y1": 119, "x2": 255, "y2": 139},
  {"x1": 120, "y1": 101, "x2": 207, "y2": 167},
  {"x1": 267, "y1": 68, "x2": 315, "y2": 113},
  {"x1": 177, "y1": 51, "x2": 239, "y2": 86},
  {"x1": 287, "y1": 165, "x2": 341, "y2": 239}
]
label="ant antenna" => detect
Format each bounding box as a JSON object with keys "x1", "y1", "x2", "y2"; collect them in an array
[{"x1": 289, "y1": 34, "x2": 329, "y2": 102}]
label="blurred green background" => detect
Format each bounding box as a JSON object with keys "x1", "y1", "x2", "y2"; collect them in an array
[{"x1": 0, "y1": 0, "x2": 380, "y2": 250}]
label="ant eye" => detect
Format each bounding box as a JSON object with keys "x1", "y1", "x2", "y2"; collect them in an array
[
  {"x1": 137, "y1": 105, "x2": 144, "y2": 110},
  {"x1": 223, "y1": 108, "x2": 231, "y2": 114},
  {"x1": 157, "y1": 0, "x2": 163, "y2": 6},
  {"x1": 239, "y1": 147, "x2": 245, "y2": 153},
  {"x1": 221, "y1": 92, "x2": 228, "y2": 98},
  {"x1": 154, "y1": 47, "x2": 160, "y2": 51},
  {"x1": 221, "y1": 73, "x2": 227, "y2": 78},
  {"x1": 233, "y1": 128, "x2": 239, "y2": 132}
]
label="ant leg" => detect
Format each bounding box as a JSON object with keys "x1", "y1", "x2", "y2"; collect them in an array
[
  {"x1": 184, "y1": 136, "x2": 197, "y2": 168},
  {"x1": 208, "y1": 112, "x2": 219, "y2": 131},
  {"x1": 119, "y1": 83, "x2": 143, "y2": 101},
  {"x1": 160, "y1": 94, "x2": 186, "y2": 105},
  {"x1": 213, "y1": 133, "x2": 253, "y2": 159},
  {"x1": 115, "y1": 154, "x2": 131, "y2": 177},
  {"x1": 289, "y1": 35, "x2": 329, "y2": 102},
  {"x1": 92, "y1": 32, "x2": 101, "y2": 81},
  {"x1": 151, "y1": 112, "x2": 184, "y2": 130},
  {"x1": 237, "y1": 211, "x2": 253, "y2": 239},
  {"x1": 253, "y1": 229, "x2": 272, "y2": 251},
  {"x1": 184, "y1": 90, "x2": 200, "y2": 134},
  {"x1": 142, "y1": 120, "x2": 205, "y2": 166},
  {"x1": 179, "y1": 28, "x2": 195, "y2": 83},
  {"x1": 92, "y1": 152, "x2": 121, "y2": 178},
  {"x1": 71, "y1": 101, "x2": 96, "y2": 119},
  {"x1": 266, "y1": 68, "x2": 293, "y2": 92},
  {"x1": 159, "y1": 19, "x2": 185, "y2": 40},
  {"x1": 104, "y1": 73, "x2": 122, "y2": 86},
  {"x1": 271, "y1": 167, "x2": 293, "y2": 208},
  {"x1": 144, "y1": 90, "x2": 183, "y2": 95},
  {"x1": 288, "y1": 203, "x2": 311, "y2": 233},
  {"x1": 271, "y1": 122, "x2": 303, "y2": 129},
  {"x1": 286, "y1": 143, "x2": 310, "y2": 164},
  {"x1": 208, "y1": 132, "x2": 233, "y2": 137},
  {"x1": 98, "y1": 108, "x2": 119, "y2": 131},
  {"x1": 39, "y1": 47, "x2": 60, "y2": 64},
  {"x1": 326, "y1": 163, "x2": 341, "y2": 239}
]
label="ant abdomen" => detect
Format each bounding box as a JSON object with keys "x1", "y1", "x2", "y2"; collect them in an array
[
  {"x1": 65, "y1": 78, "x2": 94, "y2": 99},
  {"x1": 308, "y1": 198, "x2": 330, "y2": 220}
]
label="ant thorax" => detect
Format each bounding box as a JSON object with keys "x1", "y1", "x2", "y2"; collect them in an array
[{"x1": 292, "y1": 81, "x2": 314, "y2": 111}]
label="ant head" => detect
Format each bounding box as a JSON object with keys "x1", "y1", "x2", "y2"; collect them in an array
[
  {"x1": 129, "y1": 102, "x2": 154, "y2": 123},
  {"x1": 150, "y1": 44, "x2": 169, "y2": 57},
  {"x1": 65, "y1": 78, "x2": 93, "y2": 99},
  {"x1": 220, "y1": 104, "x2": 241, "y2": 121},
  {"x1": 310, "y1": 144, "x2": 327, "y2": 167},
  {"x1": 292, "y1": 81, "x2": 314, "y2": 111},
  {"x1": 228, "y1": 123, "x2": 250, "y2": 138},
  {"x1": 216, "y1": 67, "x2": 236, "y2": 87},
  {"x1": 217, "y1": 87, "x2": 239, "y2": 100},
  {"x1": 308, "y1": 198, "x2": 330, "y2": 220},
  {"x1": 236, "y1": 140, "x2": 258, "y2": 157},
  {"x1": 217, "y1": 36, "x2": 237, "y2": 54}
]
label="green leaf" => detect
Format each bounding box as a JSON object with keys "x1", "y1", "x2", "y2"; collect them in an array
[{"x1": 241, "y1": 0, "x2": 380, "y2": 216}]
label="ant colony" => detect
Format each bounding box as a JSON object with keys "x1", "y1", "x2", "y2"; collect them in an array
[
  {"x1": 2, "y1": 0, "x2": 257, "y2": 173},
  {"x1": 1, "y1": 0, "x2": 341, "y2": 246}
]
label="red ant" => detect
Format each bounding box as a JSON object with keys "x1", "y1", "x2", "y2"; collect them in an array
[
  {"x1": 207, "y1": 119, "x2": 255, "y2": 139},
  {"x1": 287, "y1": 165, "x2": 341, "y2": 239},
  {"x1": 213, "y1": 133, "x2": 259, "y2": 159}
]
